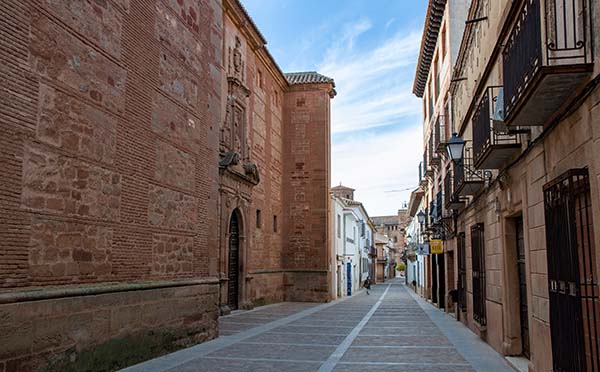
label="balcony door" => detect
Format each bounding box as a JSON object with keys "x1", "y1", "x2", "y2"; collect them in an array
[
  {"x1": 431, "y1": 255, "x2": 438, "y2": 304},
  {"x1": 438, "y1": 252, "x2": 445, "y2": 310},
  {"x1": 515, "y1": 217, "x2": 530, "y2": 358}
]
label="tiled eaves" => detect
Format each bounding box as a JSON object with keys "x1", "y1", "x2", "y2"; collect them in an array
[{"x1": 412, "y1": 0, "x2": 447, "y2": 98}]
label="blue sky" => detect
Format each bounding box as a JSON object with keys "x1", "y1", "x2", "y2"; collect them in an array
[{"x1": 242, "y1": 0, "x2": 428, "y2": 216}]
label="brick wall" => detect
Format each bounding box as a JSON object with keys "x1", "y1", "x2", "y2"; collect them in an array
[
  {"x1": 282, "y1": 84, "x2": 332, "y2": 302},
  {"x1": 0, "y1": 0, "x2": 221, "y2": 369},
  {"x1": 0, "y1": 0, "x2": 336, "y2": 369}
]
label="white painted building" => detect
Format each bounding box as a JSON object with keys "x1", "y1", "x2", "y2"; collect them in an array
[
  {"x1": 330, "y1": 185, "x2": 376, "y2": 299},
  {"x1": 331, "y1": 195, "x2": 360, "y2": 297},
  {"x1": 406, "y1": 187, "x2": 427, "y2": 296}
]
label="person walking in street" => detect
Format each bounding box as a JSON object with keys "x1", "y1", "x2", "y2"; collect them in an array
[{"x1": 364, "y1": 277, "x2": 372, "y2": 295}]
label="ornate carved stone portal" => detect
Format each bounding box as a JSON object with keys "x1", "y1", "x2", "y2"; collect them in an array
[
  {"x1": 219, "y1": 35, "x2": 260, "y2": 315},
  {"x1": 220, "y1": 36, "x2": 259, "y2": 185}
]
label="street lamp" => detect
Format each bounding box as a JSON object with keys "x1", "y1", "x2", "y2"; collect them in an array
[{"x1": 446, "y1": 132, "x2": 466, "y2": 163}]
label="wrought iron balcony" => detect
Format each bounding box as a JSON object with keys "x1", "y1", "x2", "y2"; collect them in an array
[
  {"x1": 434, "y1": 191, "x2": 443, "y2": 223},
  {"x1": 473, "y1": 87, "x2": 521, "y2": 169},
  {"x1": 369, "y1": 245, "x2": 377, "y2": 258},
  {"x1": 435, "y1": 115, "x2": 448, "y2": 156},
  {"x1": 429, "y1": 118, "x2": 442, "y2": 168},
  {"x1": 423, "y1": 150, "x2": 434, "y2": 178},
  {"x1": 444, "y1": 171, "x2": 465, "y2": 210},
  {"x1": 418, "y1": 162, "x2": 428, "y2": 187},
  {"x1": 429, "y1": 135, "x2": 441, "y2": 168},
  {"x1": 453, "y1": 148, "x2": 486, "y2": 197},
  {"x1": 503, "y1": 0, "x2": 593, "y2": 127}
]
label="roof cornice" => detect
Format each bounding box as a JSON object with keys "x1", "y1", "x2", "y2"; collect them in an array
[
  {"x1": 412, "y1": 0, "x2": 447, "y2": 98},
  {"x1": 223, "y1": 0, "x2": 289, "y2": 89}
]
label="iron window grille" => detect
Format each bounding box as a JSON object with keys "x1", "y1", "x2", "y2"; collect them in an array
[{"x1": 543, "y1": 168, "x2": 599, "y2": 372}]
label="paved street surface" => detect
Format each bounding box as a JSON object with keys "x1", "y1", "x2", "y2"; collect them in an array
[{"x1": 122, "y1": 280, "x2": 513, "y2": 372}]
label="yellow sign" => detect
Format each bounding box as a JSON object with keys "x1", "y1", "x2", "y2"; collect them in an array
[{"x1": 430, "y1": 239, "x2": 443, "y2": 254}]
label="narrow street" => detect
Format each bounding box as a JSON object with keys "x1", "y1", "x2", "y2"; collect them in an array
[{"x1": 122, "y1": 280, "x2": 513, "y2": 372}]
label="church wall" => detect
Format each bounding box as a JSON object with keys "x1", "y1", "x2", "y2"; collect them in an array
[{"x1": 0, "y1": 0, "x2": 222, "y2": 370}]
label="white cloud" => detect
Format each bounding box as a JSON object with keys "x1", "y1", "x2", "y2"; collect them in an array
[
  {"x1": 332, "y1": 126, "x2": 422, "y2": 216},
  {"x1": 321, "y1": 21, "x2": 424, "y2": 215},
  {"x1": 385, "y1": 18, "x2": 396, "y2": 30},
  {"x1": 318, "y1": 27, "x2": 422, "y2": 134}
]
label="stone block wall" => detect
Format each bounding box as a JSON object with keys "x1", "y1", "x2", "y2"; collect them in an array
[
  {"x1": 0, "y1": 0, "x2": 222, "y2": 369},
  {"x1": 0, "y1": 282, "x2": 218, "y2": 372},
  {"x1": 454, "y1": 74, "x2": 600, "y2": 372},
  {"x1": 282, "y1": 84, "x2": 332, "y2": 301}
]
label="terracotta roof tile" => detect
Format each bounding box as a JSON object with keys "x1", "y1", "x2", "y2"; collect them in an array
[{"x1": 284, "y1": 71, "x2": 335, "y2": 86}]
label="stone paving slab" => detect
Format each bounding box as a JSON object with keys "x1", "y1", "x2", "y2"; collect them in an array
[
  {"x1": 340, "y1": 346, "x2": 468, "y2": 364},
  {"x1": 244, "y1": 332, "x2": 346, "y2": 346},
  {"x1": 352, "y1": 334, "x2": 451, "y2": 346},
  {"x1": 206, "y1": 343, "x2": 335, "y2": 362},
  {"x1": 332, "y1": 363, "x2": 475, "y2": 372},
  {"x1": 171, "y1": 358, "x2": 321, "y2": 372},
  {"x1": 121, "y1": 280, "x2": 515, "y2": 372}
]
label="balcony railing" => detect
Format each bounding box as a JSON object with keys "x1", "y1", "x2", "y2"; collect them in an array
[
  {"x1": 453, "y1": 148, "x2": 485, "y2": 197},
  {"x1": 435, "y1": 115, "x2": 447, "y2": 156},
  {"x1": 434, "y1": 191, "x2": 442, "y2": 222},
  {"x1": 429, "y1": 134, "x2": 440, "y2": 168},
  {"x1": 503, "y1": 0, "x2": 592, "y2": 126},
  {"x1": 424, "y1": 150, "x2": 434, "y2": 178},
  {"x1": 472, "y1": 87, "x2": 521, "y2": 169},
  {"x1": 444, "y1": 170, "x2": 465, "y2": 210},
  {"x1": 429, "y1": 199, "x2": 438, "y2": 225}
]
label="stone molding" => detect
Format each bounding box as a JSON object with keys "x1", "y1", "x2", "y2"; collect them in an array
[{"x1": 0, "y1": 278, "x2": 219, "y2": 304}]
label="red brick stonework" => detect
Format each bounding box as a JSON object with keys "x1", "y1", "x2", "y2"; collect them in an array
[
  {"x1": 0, "y1": 0, "x2": 335, "y2": 370},
  {"x1": 282, "y1": 82, "x2": 334, "y2": 302},
  {"x1": 0, "y1": 0, "x2": 221, "y2": 370}
]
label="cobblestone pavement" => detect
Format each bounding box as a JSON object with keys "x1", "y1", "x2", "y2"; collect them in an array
[{"x1": 122, "y1": 280, "x2": 514, "y2": 372}]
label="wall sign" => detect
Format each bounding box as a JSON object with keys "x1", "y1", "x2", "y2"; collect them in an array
[{"x1": 430, "y1": 239, "x2": 443, "y2": 254}]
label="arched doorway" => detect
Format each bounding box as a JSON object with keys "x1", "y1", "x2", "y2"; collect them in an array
[{"x1": 228, "y1": 211, "x2": 241, "y2": 310}]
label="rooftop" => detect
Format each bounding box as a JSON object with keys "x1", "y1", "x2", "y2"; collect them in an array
[
  {"x1": 332, "y1": 184, "x2": 355, "y2": 191},
  {"x1": 285, "y1": 71, "x2": 335, "y2": 86}
]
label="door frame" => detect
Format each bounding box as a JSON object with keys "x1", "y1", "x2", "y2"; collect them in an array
[{"x1": 501, "y1": 213, "x2": 530, "y2": 356}]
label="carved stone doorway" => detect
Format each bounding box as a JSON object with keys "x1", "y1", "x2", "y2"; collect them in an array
[{"x1": 228, "y1": 211, "x2": 241, "y2": 310}]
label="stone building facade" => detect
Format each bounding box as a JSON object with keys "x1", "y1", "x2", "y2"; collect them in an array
[
  {"x1": 412, "y1": 0, "x2": 469, "y2": 313},
  {"x1": 414, "y1": 0, "x2": 600, "y2": 371},
  {"x1": 372, "y1": 209, "x2": 411, "y2": 275},
  {"x1": 0, "y1": 0, "x2": 334, "y2": 370}
]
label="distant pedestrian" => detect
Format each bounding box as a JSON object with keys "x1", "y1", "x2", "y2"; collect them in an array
[{"x1": 364, "y1": 277, "x2": 372, "y2": 295}]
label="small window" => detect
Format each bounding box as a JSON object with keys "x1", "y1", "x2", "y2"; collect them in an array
[
  {"x1": 256, "y1": 209, "x2": 262, "y2": 229},
  {"x1": 394, "y1": 236, "x2": 398, "y2": 243},
  {"x1": 337, "y1": 214, "x2": 341, "y2": 238},
  {"x1": 257, "y1": 69, "x2": 263, "y2": 89},
  {"x1": 273, "y1": 215, "x2": 278, "y2": 233}
]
